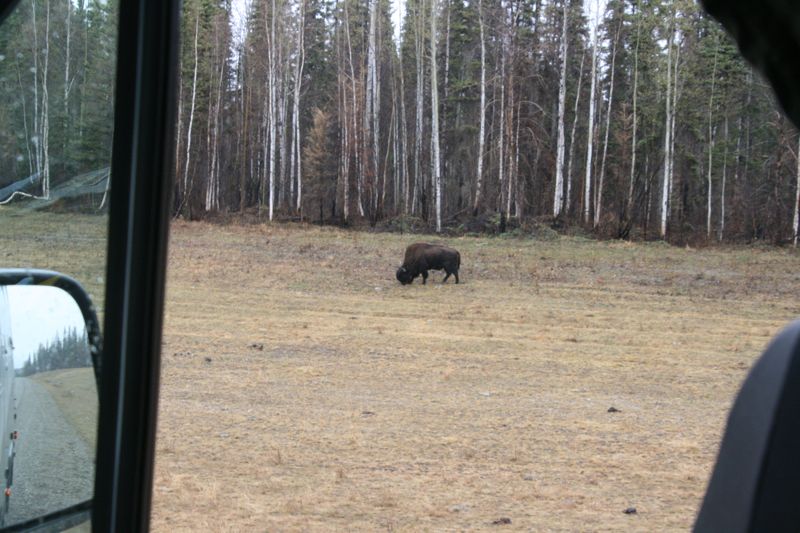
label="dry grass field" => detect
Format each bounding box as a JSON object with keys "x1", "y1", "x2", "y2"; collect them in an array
[
  {"x1": 153, "y1": 221, "x2": 798, "y2": 532},
  {"x1": 2, "y1": 210, "x2": 800, "y2": 531}
]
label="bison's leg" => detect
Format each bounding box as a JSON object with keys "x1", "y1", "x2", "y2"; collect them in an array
[
  {"x1": 422, "y1": 270, "x2": 428, "y2": 284},
  {"x1": 454, "y1": 271, "x2": 459, "y2": 284},
  {"x1": 442, "y1": 271, "x2": 451, "y2": 283}
]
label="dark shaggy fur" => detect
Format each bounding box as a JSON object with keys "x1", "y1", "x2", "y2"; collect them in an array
[{"x1": 396, "y1": 243, "x2": 461, "y2": 285}]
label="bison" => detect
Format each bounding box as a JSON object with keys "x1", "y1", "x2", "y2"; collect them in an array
[{"x1": 396, "y1": 243, "x2": 461, "y2": 285}]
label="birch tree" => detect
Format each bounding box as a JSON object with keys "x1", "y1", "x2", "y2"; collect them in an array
[
  {"x1": 179, "y1": 11, "x2": 200, "y2": 216},
  {"x1": 430, "y1": 0, "x2": 441, "y2": 231},
  {"x1": 7, "y1": 0, "x2": 766, "y2": 242},
  {"x1": 594, "y1": 21, "x2": 620, "y2": 229},
  {"x1": 292, "y1": 0, "x2": 306, "y2": 212},
  {"x1": 412, "y1": 0, "x2": 425, "y2": 216},
  {"x1": 553, "y1": 0, "x2": 568, "y2": 218},
  {"x1": 472, "y1": 0, "x2": 486, "y2": 216},
  {"x1": 41, "y1": 0, "x2": 51, "y2": 199},
  {"x1": 205, "y1": 9, "x2": 227, "y2": 212},
  {"x1": 398, "y1": 49, "x2": 409, "y2": 213},
  {"x1": 583, "y1": 5, "x2": 599, "y2": 224},
  {"x1": 343, "y1": 1, "x2": 363, "y2": 217},
  {"x1": 267, "y1": 0, "x2": 278, "y2": 220},
  {"x1": 366, "y1": 0, "x2": 379, "y2": 217},
  {"x1": 660, "y1": 13, "x2": 675, "y2": 239},
  {"x1": 566, "y1": 50, "x2": 584, "y2": 216},
  {"x1": 627, "y1": 4, "x2": 641, "y2": 217}
]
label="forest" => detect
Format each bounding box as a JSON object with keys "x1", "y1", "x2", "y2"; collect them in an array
[
  {"x1": 1, "y1": 0, "x2": 800, "y2": 244},
  {"x1": 18, "y1": 327, "x2": 91, "y2": 377}
]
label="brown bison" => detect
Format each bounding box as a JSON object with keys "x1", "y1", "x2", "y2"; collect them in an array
[{"x1": 396, "y1": 243, "x2": 461, "y2": 285}]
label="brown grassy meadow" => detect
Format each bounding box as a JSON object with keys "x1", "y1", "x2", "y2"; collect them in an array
[
  {"x1": 153, "y1": 221, "x2": 799, "y2": 532},
  {"x1": 3, "y1": 210, "x2": 800, "y2": 531}
]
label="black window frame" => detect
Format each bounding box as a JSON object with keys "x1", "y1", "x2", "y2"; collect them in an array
[{"x1": 92, "y1": 0, "x2": 180, "y2": 531}]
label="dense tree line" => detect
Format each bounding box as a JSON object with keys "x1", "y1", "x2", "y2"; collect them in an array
[
  {"x1": 171, "y1": 0, "x2": 800, "y2": 244},
  {"x1": 1, "y1": 1, "x2": 799, "y2": 244},
  {"x1": 19, "y1": 327, "x2": 91, "y2": 377},
  {"x1": 0, "y1": 0, "x2": 117, "y2": 202}
]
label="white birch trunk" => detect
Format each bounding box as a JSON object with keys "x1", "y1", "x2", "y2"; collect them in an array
[
  {"x1": 595, "y1": 24, "x2": 620, "y2": 229},
  {"x1": 294, "y1": 1, "x2": 305, "y2": 212},
  {"x1": 278, "y1": 76, "x2": 288, "y2": 208},
  {"x1": 367, "y1": 0, "x2": 380, "y2": 215},
  {"x1": 213, "y1": 33, "x2": 225, "y2": 210},
  {"x1": 338, "y1": 30, "x2": 350, "y2": 222},
  {"x1": 175, "y1": 57, "x2": 183, "y2": 190},
  {"x1": 64, "y1": 0, "x2": 71, "y2": 135},
  {"x1": 498, "y1": 45, "x2": 506, "y2": 217},
  {"x1": 473, "y1": 0, "x2": 486, "y2": 216},
  {"x1": 506, "y1": 89, "x2": 514, "y2": 218},
  {"x1": 391, "y1": 84, "x2": 400, "y2": 212},
  {"x1": 289, "y1": 106, "x2": 296, "y2": 205},
  {"x1": 660, "y1": 21, "x2": 673, "y2": 239},
  {"x1": 412, "y1": 2, "x2": 424, "y2": 216},
  {"x1": 584, "y1": 12, "x2": 599, "y2": 224},
  {"x1": 566, "y1": 50, "x2": 585, "y2": 215},
  {"x1": 239, "y1": 58, "x2": 248, "y2": 212},
  {"x1": 431, "y1": 0, "x2": 442, "y2": 232},
  {"x1": 514, "y1": 99, "x2": 522, "y2": 218},
  {"x1": 343, "y1": 4, "x2": 363, "y2": 217},
  {"x1": 669, "y1": 35, "x2": 681, "y2": 205},
  {"x1": 374, "y1": 3, "x2": 381, "y2": 215},
  {"x1": 268, "y1": 0, "x2": 278, "y2": 220},
  {"x1": 32, "y1": 0, "x2": 41, "y2": 182},
  {"x1": 365, "y1": 0, "x2": 374, "y2": 212},
  {"x1": 336, "y1": 12, "x2": 349, "y2": 222},
  {"x1": 41, "y1": 0, "x2": 50, "y2": 198},
  {"x1": 206, "y1": 18, "x2": 225, "y2": 212},
  {"x1": 553, "y1": 0, "x2": 568, "y2": 217},
  {"x1": 182, "y1": 12, "x2": 200, "y2": 215},
  {"x1": 628, "y1": 8, "x2": 641, "y2": 214}
]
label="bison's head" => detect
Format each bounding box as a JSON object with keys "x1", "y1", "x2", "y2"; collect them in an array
[{"x1": 396, "y1": 266, "x2": 413, "y2": 285}]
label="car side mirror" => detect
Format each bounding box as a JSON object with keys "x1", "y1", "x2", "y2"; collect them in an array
[
  {"x1": 0, "y1": 269, "x2": 101, "y2": 530},
  {"x1": 695, "y1": 320, "x2": 800, "y2": 532}
]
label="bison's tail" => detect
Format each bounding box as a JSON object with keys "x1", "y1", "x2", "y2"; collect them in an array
[{"x1": 457, "y1": 251, "x2": 461, "y2": 269}]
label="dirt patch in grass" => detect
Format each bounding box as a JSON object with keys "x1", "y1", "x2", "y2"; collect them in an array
[
  {"x1": 151, "y1": 221, "x2": 800, "y2": 532},
  {"x1": 33, "y1": 367, "x2": 98, "y2": 450}
]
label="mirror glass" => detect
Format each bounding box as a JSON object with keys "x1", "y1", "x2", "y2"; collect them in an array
[{"x1": 0, "y1": 285, "x2": 96, "y2": 528}]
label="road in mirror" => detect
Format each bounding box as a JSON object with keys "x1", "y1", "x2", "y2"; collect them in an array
[{"x1": 0, "y1": 285, "x2": 96, "y2": 528}]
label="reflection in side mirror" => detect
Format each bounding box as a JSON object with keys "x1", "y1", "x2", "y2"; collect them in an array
[{"x1": 0, "y1": 271, "x2": 100, "y2": 530}]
